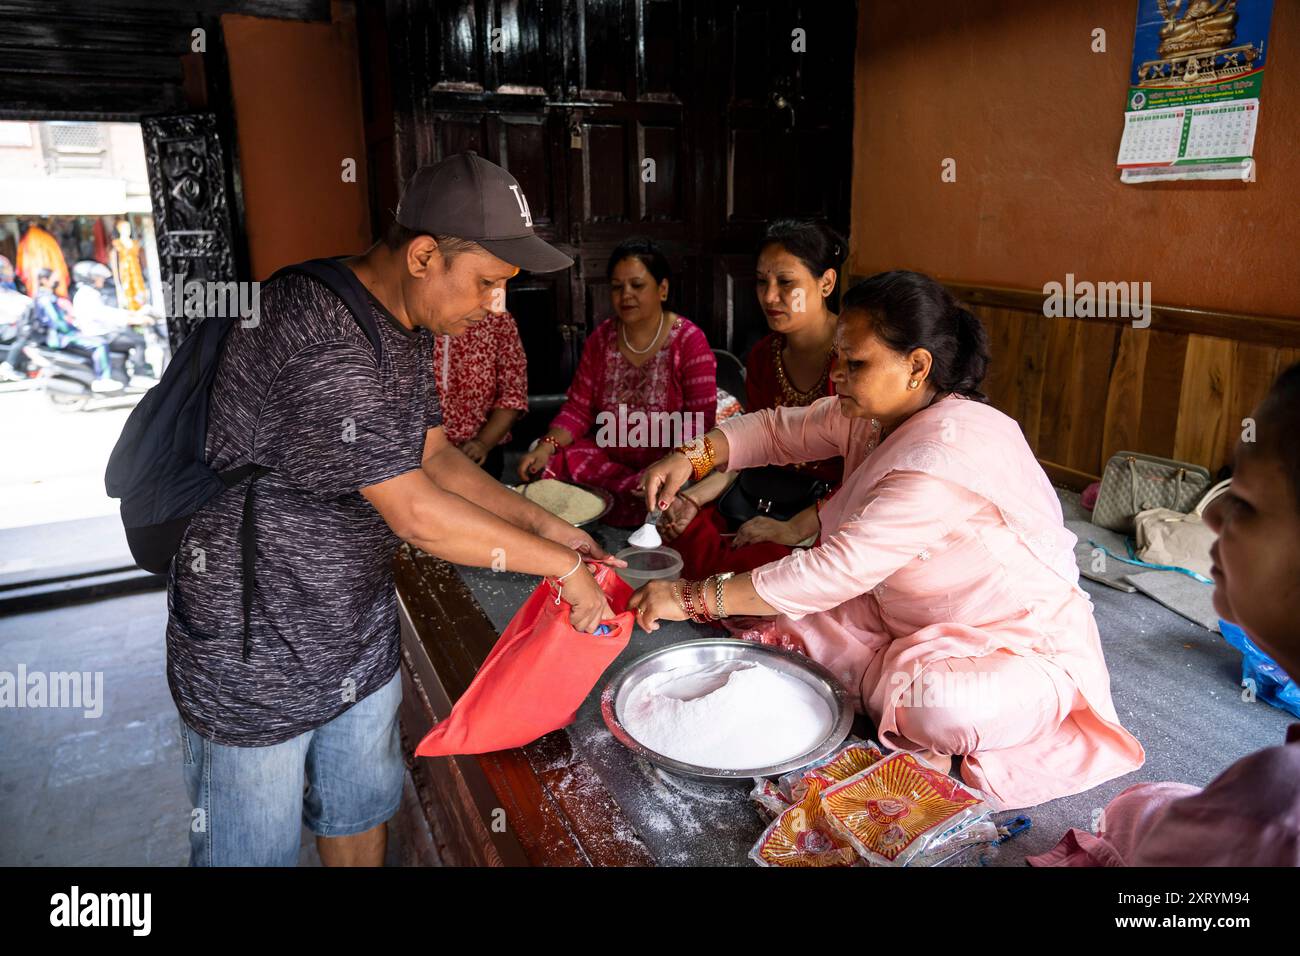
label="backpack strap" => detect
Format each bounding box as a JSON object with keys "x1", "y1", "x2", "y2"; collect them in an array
[
  {"x1": 217, "y1": 463, "x2": 274, "y2": 663},
  {"x1": 272, "y1": 258, "x2": 385, "y2": 365}
]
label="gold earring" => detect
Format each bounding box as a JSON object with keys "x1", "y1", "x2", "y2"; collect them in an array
[{"x1": 908, "y1": 380, "x2": 919, "y2": 389}]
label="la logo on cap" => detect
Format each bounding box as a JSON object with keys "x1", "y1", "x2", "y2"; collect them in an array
[{"x1": 508, "y1": 184, "x2": 533, "y2": 228}]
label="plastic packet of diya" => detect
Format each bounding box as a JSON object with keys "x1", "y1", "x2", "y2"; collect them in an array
[
  {"x1": 775, "y1": 737, "x2": 886, "y2": 802},
  {"x1": 749, "y1": 778, "x2": 862, "y2": 868},
  {"x1": 818, "y1": 752, "x2": 994, "y2": 867},
  {"x1": 749, "y1": 778, "x2": 792, "y2": 822}
]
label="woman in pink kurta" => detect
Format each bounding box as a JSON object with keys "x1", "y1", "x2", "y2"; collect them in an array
[
  {"x1": 517, "y1": 238, "x2": 716, "y2": 526},
  {"x1": 631, "y1": 270, "x2": 1144, "y2": 811}
]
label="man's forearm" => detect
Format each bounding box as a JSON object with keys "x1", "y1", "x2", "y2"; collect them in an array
[
  {"x1": 424, "y1": 444, "x2": 554, "y2": 533},
  {"x1": 404, "y1": 482, "x2": 577, "y2": 577}
]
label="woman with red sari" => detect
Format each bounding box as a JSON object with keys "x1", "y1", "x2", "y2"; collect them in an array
[
  {"x1": 517, "y1": 237, "x2": 716, "y2": 527},
  {"x1": 665, "y1": 220, "x2": 847, "y2": 579}
]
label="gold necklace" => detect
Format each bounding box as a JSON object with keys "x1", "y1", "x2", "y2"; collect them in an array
[{"x1": 774, "y1": 339, "x2": 830, "y2": 407}]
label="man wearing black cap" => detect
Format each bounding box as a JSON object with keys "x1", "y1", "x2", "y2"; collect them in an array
[{"x1": 169, "y1": 152, "x2": 617, "y2": 867}]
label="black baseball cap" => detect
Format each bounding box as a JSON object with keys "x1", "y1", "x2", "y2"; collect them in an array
[{"x1": 395, "y1": 151, "x2": 573, "y2": 274}]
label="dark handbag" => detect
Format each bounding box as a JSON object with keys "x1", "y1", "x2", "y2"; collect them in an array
[{"x1": 717, "y1": 465, "x2": 831, "y2": 531}]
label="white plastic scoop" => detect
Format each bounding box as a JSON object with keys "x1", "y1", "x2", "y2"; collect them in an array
[{"x1": 628, "y1": 509, "x2": 664, "y2": 548}]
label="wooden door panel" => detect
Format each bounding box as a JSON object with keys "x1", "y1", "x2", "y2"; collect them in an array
[
  {"x1": 576, "y1": 0, "x2": 635, "y2": 100},
  {"x1": 382, "y1": 0, "x2": 857, "y2": 404},
  {"x1": 640, "y1": 0, "x2": 685, "y2": 102},
  {"x1": 581, "y1": 121, "x2": 632, "y2": 223},
  {"x1": 639, "y1": 123, "x2": 683, "y2": 222},
  {"x1": 489, "y1": 0, "x2": 549, "y2": 94},
  {"x1": 435, "y1": 114, "x2": 488, "y2": 158},
  {"x1": 497, "y1": 115, "x2": 559, "y2": 228},
  {"x1": 430, "y1": 0, "x2": 485, "y2": 91}
]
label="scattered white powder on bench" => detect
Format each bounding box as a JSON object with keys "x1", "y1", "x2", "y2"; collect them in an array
[{"x1": 621, "y1": 660, "x2": 833, "y2": 770}]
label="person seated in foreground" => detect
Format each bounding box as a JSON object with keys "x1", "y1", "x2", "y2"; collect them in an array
[{"x1": 1028, "y1": 363, "x2": 1300, "y2": 866}]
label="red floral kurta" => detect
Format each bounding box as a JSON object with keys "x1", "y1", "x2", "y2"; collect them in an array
[{"x1": 431, "y1": 312, "x2": 529, "y2": 446}]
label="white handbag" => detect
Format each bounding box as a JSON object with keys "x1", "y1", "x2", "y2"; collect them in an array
[{"x1": 1133, "y1": 479, "x2": 1232, "y2": 579}]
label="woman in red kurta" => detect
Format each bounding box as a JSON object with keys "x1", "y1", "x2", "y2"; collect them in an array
[
  {"x1": 666, "y1": 220, "x2": 846, "y2": 579},
  {"x1": 517, "y1": 238, "x2": 716, "y2": 527},
  {"x1": 432, "y1": 311, "x2": 529, "y2": 481}
]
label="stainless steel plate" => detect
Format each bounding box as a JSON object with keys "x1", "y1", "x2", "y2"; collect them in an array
[{"x1": 601, "y1": 638, "x2": 855, "y2": 783}]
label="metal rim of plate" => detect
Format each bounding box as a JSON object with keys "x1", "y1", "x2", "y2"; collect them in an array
[
  {"x1": 512, "y1": 479, "x2": 614, "y2": 528},
  {"x1": 600, "y1": 638, "x2": 855, "y2": 783}
]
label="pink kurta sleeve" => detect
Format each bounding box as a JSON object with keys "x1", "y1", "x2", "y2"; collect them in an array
[
  {"x1": 549, "y1": 324, "x2": 606, "y2": 439},
  {"x1": 717, "y1": 394, "x2": 851, "y2": 472},
  {"x1": 750, "y1": 470, "x2": 985, "y2": 618}
]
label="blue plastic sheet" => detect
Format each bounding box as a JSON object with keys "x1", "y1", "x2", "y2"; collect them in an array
[{"x1": 1220, "y1": 619, "x2": 1300, "y2": 719}]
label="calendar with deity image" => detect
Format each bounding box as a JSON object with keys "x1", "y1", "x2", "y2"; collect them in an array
[{"x1": 1117, "y1": 0, "x2": 1273, "y2": 182}]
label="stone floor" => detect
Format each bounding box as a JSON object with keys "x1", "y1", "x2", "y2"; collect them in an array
[{"x1": 0, "y1": 590, "x2": 421, "y2": 867}]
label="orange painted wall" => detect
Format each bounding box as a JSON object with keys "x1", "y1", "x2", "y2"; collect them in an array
[
  {"x1": 222, "y1": 10, "x2": 371, "y2": 280},
  {"x1": 849, "y1": 0, "x2": 1299, "y2": 318}
]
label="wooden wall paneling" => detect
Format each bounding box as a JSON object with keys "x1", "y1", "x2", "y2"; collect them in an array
[
  {"x1": 1032, "y1": 312, "x2": 1087, "y2": 462},
  {"x1": 1219, "y1": 343, "x2": 1300, "y2": 471},
  {"x1": 1066, "y1": 320, "x2": 1121, "y2": 474},
  {"x1": 1011, "y1": 311, "x2": 1051, "y2": 452},
  {"x1": 980, "y1": 306, "x2": 1024, "y2": 423},
  {"x1": 1101, "y1": 326, "x2": 1149, "y2": 467},
  {"x1": 1174, "y1": 336, "x2": 1235, "y2": 470},
  {"x1": 1131, "y1": 330, "x2": 1186, "y2": 461}
]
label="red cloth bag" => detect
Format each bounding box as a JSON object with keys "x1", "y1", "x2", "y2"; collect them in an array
[{"x1": 415, "y1": 562, "x2": 634, "y2": 757}]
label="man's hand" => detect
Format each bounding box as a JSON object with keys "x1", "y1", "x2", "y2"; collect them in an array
[
  {"x1": 560, "y1": 564, "x2": 616, "y2": 632},
  {"x1": 533, "y1": 512, "x2": 626, "y2": 566},
  {"x1": 626, "y1": 579, "x2": 687, "y2": 632}
]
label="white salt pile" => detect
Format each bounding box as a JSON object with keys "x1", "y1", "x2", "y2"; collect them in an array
[
  {"x1": 621, "y1": 660, "x2": 833, "y2": 769},
  {"x1": 627, "y1": 522, "x2": 662, "y2": 548}
]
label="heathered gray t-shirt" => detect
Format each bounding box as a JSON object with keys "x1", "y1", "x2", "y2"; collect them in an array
[{"x1": 167, "y1": 271, "x2": 440, "y2": 746}]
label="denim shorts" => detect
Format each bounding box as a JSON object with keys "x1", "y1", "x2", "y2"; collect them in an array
[{"x1": 178, "y1": 667, "x2": 404, "y2": 866}]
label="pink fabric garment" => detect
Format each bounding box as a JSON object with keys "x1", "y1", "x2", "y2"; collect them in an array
[
  {"x1": 546, "y1": 314, "x2": 716, "y2": 526},
  {"x1": 1029, "y1": 724, "x2": 1300, "y2": 866},
  {"x1": 717, "y1": 394, "x2": 1145, "y2": 810}
]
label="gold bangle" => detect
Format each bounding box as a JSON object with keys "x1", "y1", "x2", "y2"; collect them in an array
[{"x1": 674, "y1": 435, "x2": 716, "y2": 482}]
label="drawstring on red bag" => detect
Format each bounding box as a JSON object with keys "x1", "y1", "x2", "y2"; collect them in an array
[{"x1": 548, "y1": 552, "x2": 583, "y2": 605}]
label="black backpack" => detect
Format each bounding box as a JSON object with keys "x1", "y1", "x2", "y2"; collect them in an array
[{"x1": 104, "y1": 257, "x2": 384, "y2": 660}]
